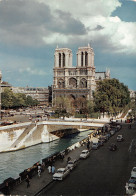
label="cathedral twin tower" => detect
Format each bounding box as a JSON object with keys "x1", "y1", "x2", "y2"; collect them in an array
[{"x1": 53, "y1": 44, "x2": 96, "y2": 102}]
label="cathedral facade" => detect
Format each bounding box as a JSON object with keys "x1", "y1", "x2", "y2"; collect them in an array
[{"x1": 52, "y1": 44, "x2": 110, "y2": 104}]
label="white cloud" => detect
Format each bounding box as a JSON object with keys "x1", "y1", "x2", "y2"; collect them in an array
[
  {"x1": 19, "y1": 67, "x2": 47, "y2": 76},
  {"x1": 0, "y1": 0, "x2": 135, "y2": 55}
]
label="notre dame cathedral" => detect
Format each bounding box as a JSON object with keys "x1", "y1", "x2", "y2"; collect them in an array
[{"x1": 52, "y1": 44, "x2": 110, "y2": 103}]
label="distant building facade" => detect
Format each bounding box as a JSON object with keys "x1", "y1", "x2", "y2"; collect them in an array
[
  {"x1": 12, "y1": 87, "x2": 49, "y2": 105},
  {"x1": 95, "y1": 71, "x2": 110, "y2": 82},
  {"x1": 1, "y1": 81, "x2": 12, "y2": 92},
  {"x1": 52, "y1": 45, "x2": 110, "y2": 104}
]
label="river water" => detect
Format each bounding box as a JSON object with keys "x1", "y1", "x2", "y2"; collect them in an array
[{"x1": 0, "y1": 130, "x2": 92, "y2": 184}]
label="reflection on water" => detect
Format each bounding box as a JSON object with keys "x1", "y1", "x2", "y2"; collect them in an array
[{"x1": 0, "y1": 130, "x2": 91, "y2": 183}]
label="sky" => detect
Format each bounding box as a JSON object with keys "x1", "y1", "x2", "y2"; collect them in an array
[{"x1": 0, "y1": 0, "x2": 136, "y2": 90}]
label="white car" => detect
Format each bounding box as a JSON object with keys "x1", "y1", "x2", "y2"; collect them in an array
[
  {"x1": 125, "y1": 182, "x2": 136, "y2": 195},
  {"x1": 117, "y1": 135, "x2": 124, "y2": 142},
  {"x1": 67, "y1": 159, "x2": 78, "y2": 170},
  {"x1": 131, "y1": 167, "x2": 136, "y2": 178},
  {"x1": 80, "y1": 150, "x2": 90, "y2": 159},
  {"x1": 53, "y1": 168, "x2": 70, "y2": 180}
]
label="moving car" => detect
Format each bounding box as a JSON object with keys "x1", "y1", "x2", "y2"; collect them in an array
[
  {"x1": 53, "y1": 168, "x2": 70, "y2": 181},
  {"x1": 129, "y1": 176, "x2": 136, "y2": 184},
  {"x1": 125, "y1": 183, "x2": 136, "y2": 195},
  {"x1": 117, "y1": 135, "x2": 124, "y2": 142},
  {"x1": 80, "y1": 150, "x2": 90, "y2": 159},
  {"x1": 131, "y1": 167, "x2": 136, "y2": 178},
  {"x1": 109, "y1": 143, "x2": 117, "y2": 151},
  {"x1": 67, "y1": 159, "x2": 78, "y2": 170}
]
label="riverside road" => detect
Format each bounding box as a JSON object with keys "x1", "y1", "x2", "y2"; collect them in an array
[{"x1": 41, "y1": 123, "x2": 136, "y2": 196}]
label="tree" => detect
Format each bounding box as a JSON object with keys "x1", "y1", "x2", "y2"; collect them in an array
[
  {"x1": 1, "y1": 88, "x2": 39, "y2": 109},
  {"x1": 94, "y1": 79, "x2": 130, "y2": 116},
  {"x1": 1, "y1": 88, "x2": 14, "y2": 109},
  {"x1": 53, "y1": 96, "x2": 75, "y2": 117}
]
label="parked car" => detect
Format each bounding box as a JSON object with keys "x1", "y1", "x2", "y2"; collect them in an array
[
  {"x1": 109, "y1": 143, "x2": 117, "y2": 151},
  {"x1": 105, "y1": 133, "x2": 111, "y2": 139},
  {"x1": 53, "y1": 168, "x2": 70, "y2": 180},
  {"x1": 99, "y1": 135, "x2": 107, "y2": 142},
  {"x1": 117, "y1": 135, "x2": 124, "y2": 142},
  {"x1": 110, "y1": 130, "x2": 115, "y2": 136},
  {"x1": 131, "y1": 167, "x2": 136, "y2": 178},
  {"x1": 67, "y1": 159, "x2": 78, "y2": 170},
  {"x1": 98, "y1": 140, "x2": 104, "y2": 146},
  {"x1": 92, "y1": 142, "x2": 99, "y2": 150},
  {"x1": 80, "y1": 150, "x2": 90, "y2": 159}
]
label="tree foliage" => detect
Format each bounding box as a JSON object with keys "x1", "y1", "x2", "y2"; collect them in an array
[
  {"x1": 94, "y1": 79, "x2": 130, "y2": 115},
  {"x1": 1, "y1": 88, "x2": 39, "y2": 109}
]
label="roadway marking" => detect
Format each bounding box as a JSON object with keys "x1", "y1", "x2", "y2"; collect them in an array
[{"x1": 128, "y1": 139, "x2": 136, "y2": 153}]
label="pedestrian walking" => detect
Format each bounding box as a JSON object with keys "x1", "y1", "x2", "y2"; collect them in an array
[
  {"x1": 26, "y1": 175, "x2": 30, "y2": 188},
  {"x1": 51, "y1": 165, "x2": 55, "y2": 174},
  {"x1": 48, "y1": 165, "x2": 51, "y2": 173},
  {"x1": 38, "y1": 169, "x2": 41, "y2": 178},
  {"x1": 38, "y1": 165, "x2": 41, "y2": 178}
]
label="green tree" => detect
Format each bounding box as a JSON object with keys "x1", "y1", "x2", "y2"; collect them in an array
[
  {"x1": 94, "y1": 78, "x2": 130, "y2": 116},
  {"x1": 1, "y1": 88, "x2": 14, "y2": 109},
  {"x1": 53, "y1": 96, "x2": 75, "y2": 117},
  {"x1": 1, "y1": 88, "x2": 39, "y2": 109}
]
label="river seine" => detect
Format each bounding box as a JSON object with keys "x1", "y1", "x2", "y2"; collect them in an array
[{"x1": 0, "y1": 130, "x2": 92, "y2": 184}]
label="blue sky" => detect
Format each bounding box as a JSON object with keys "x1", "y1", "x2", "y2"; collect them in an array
[{"x1": 0, "y1": 0, "x2": 136, "y2": 90}]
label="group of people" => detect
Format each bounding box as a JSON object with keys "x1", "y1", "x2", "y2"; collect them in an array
[
  {"x1": 25, "y1": 162, "x2": 45, "y2": 188},
  {"x1": 47, "y1": 165, "x2": 55, "y2": 174}
]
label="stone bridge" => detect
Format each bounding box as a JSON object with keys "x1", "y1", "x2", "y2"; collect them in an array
[{"x1": 0, "y1": 119, "x2": 107, "y2": 152}]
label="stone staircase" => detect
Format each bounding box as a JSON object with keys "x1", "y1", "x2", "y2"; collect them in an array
[
  {"x1": 24, "y1": 124, "x2": 44, "y2": 145},
  {"x1": 10, "y1": 123, "x2": 35, "y2": 149}
]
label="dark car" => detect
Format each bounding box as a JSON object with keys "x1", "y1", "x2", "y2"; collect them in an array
[
  {"x1": 98, "y1": 140, "x2": 104, "y2": 146},
  {"x1": 109, "y1": 143, "x2": 117, "y2": 151}
]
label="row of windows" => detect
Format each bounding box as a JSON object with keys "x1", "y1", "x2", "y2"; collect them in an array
[{"x1": 58, "y1": 51, "x2": 88, "y2": 67}]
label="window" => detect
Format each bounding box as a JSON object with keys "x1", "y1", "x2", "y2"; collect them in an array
[
  {"x1": 63, "y1": 53, "x2": 65, "y2": 67},
  {"x1": 81, "y1": 52, "x2": 83, "y2": 67},
  {"x1": 59, "y1": 53, "x2": 61, "y2": 67},
  {"x1": 85, "y1": 51, "x2": 88, "y2": 66}
]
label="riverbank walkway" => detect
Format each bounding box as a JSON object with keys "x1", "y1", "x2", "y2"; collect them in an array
[{"x1": 10, "y1": 143, "x2": 87, "y2": 196}]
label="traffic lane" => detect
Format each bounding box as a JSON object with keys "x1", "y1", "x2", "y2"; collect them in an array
[{"x1": 42, "y1": 124, "x2": 136, "y2": 196}]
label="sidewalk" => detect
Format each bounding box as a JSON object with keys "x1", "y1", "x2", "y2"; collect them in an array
[{"x1": 10, "y1": 144, "x2": 87, "y2": 196}]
